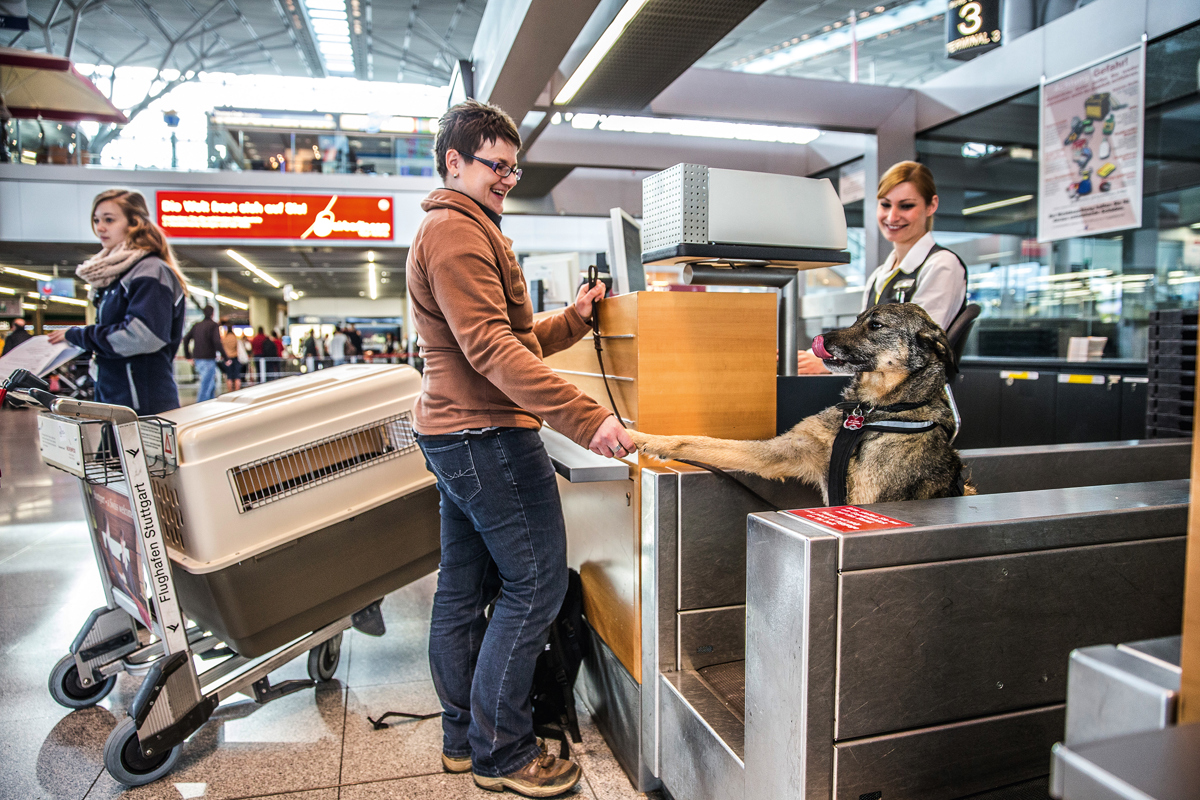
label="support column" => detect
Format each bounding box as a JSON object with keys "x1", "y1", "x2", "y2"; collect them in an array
[
  {"x1": 248, "y1": 295, "x2": 272, "y2": 334},
  {"x1": 211, "y1": 268, "x2": 220, "y2": 319},
  {"x1": 862, "y1": 93, "x2": 917, "y2": 273}
]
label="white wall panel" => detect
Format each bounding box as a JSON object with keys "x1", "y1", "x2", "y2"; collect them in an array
[
  {"x1": 0, "y1": 179, "x2": 23, "y2": 242},
  {"x1": 0, "y1": 164, "x2": 437, "y2": 246},
  {"x1": 287, "y1": 296, "x2": 406, "y2": 318},
  {"x1": 1043, "y1": 0, "x2": 1146, "y2": 79},
  {"x1": 17, "y1": 182, "x2": 86, "y2": 241},
  {"x1": 504, "y1": 215, "x2": 609, "y2": 254}
]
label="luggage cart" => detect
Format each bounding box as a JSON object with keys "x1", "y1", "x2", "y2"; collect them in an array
[{"x1": 3, "y1": 371, "x2": 366, "y2": 786}]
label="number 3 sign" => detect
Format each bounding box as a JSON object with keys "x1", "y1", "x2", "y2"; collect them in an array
[{"x1": 946, "y1": 0, "x2": 1002, "y2": 60}]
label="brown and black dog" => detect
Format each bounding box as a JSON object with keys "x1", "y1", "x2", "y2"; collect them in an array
[{"x1": 627, "y1": 303, "x2": 973, "y2": 505}]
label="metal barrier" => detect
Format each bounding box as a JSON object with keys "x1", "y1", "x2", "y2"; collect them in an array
[{"x1": 547, "y1": 434, "x2": 1193, "y2": 796}]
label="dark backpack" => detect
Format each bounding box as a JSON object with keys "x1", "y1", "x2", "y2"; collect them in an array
[
  {"x1": 261, "y1": 338, "x2": 279, "y2": 358},
  {"x1": 531, "y1": 567, "x2": 589, "y2": 757},
  {"x1": 366, "y1": 567, "x2": 592, "y2": 752}
]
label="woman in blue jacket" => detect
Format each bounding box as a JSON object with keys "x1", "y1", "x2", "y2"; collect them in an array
[{"x1": 49, "y1": 189, "x2": 187, "y2": 415}]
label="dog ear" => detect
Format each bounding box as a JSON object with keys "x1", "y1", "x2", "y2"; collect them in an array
[{"x1": 918, "y1": 326, "x2": 957, "y2": 379}]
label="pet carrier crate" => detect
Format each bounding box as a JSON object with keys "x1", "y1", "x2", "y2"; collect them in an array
[{"x1": 9, "y1": 363, "x2": 441, "y2": 787}]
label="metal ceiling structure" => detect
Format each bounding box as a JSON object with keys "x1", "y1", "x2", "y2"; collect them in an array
[
  {"x1": 696, "y1": 0, "x2": 958, "y2": 86},
  {"x1": 8, "y1": 0, "x2": 483, "y2": 85}
]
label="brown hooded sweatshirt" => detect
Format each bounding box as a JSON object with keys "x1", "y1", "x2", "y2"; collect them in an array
[{"x1": 406, "y1": 189, "x2": 612, "y2": 448}]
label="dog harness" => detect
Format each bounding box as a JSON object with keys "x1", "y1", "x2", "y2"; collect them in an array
[{"x1": 826, "y1": 400, "x2": 960, "y2": 506}]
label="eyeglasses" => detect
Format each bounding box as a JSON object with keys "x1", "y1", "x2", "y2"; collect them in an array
[{"x1": 464, "y1": 153, "x2": 523, "y2": 181}]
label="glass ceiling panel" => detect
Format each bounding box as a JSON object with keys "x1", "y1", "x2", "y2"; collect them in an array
[{"x1": 697, "y1": 0, "x2": 961, "y2": 86}]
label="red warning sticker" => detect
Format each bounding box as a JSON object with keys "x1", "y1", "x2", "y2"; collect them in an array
[{"x1": 784, "y1": 506, "x2": 913, "y2": 533}]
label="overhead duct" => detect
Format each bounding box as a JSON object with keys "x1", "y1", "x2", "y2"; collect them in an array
[{"x1": 561, "y1": 0, "x2": 769, "y2": 111}]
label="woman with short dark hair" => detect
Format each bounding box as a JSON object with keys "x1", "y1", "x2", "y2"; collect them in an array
[{"x1": 408, "y1": 99, "x2": 633, "y2": 797}]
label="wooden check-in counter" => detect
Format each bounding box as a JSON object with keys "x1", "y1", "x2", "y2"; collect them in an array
[{"x1": 544, "y1": 290, "x2": 777, "y2": 685}]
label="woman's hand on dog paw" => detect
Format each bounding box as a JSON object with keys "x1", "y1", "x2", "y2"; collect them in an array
[{"x1": 589, "y1": 416, "x2": 637, "y2": 459}]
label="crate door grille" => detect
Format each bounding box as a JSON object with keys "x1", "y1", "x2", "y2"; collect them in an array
[{"x1": 228, "y1": 413, "x2": 418, "y2": 513}]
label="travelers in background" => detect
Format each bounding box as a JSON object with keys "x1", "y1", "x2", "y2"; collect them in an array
[
  {"x1": 183, "y1": 305, "x2": 223, "y2": 402},
  {"x1": 346, "y1": 323, "x2": 363, "y2": 358},
  {"x1": 49, "y1": 188, "x2": 186, "y2": 415},
  {"x1": 251, "y1": 326, "x2": 268, "y2": 383},
  {"x1": 302, "y1": 329, "x2": 318, "y2": 373},
  {"x1": 2, "y1": 318, "x2": 32, "y2": 353},
  {"x1": 271, "y1": 329, "x2": 285, "y2": 360},
  {"x1": 220, "y1": 320, "x2": 243, "y2": 391},
  {"x1": 330, "y1": 325, "x2": 348, "y2": 365},
  {"x1": 259, "y1": 333, "x2": 279, "y2": 381}
]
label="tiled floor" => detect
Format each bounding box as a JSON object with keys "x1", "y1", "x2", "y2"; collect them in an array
[{"x1": 0, "y1": 406, "x2": 655, "y2": 800}]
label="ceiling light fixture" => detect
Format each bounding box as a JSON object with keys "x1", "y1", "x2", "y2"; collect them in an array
[
  {"x1": 368, "y1": 262, "x2": 378, "y2": 300},
  {"x1": 225, "y1": 249, "x2": 282, "y2": 288},
  {"x1": 47, "y1": 295, "x2": 89, "y2": 307},
  {"x1": 962, "y1": 194, "x2": 1035, "y2": 216},
  {"x1": 554, "y1": 0, "x2": 652, "y2": 105},
  {"x1": 0, "y1": 286, "x2": 15, "y2": 294},
  {"x1": 216, "y1": 294, "x2": 249, "y2": 310},
  {"x1": 187, "y1": 284, "x2": 215, "y2": 298},
  {"x1": 568, "y1": 113, "x2": 821, "y2": 145},
  {"x1": 4, "y1": 265, "x2": 53, "y2": 281}
]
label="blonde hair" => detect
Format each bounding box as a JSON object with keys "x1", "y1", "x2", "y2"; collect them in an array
[
  {"x1": 877, "y1": 161, "x2": 938, "y2": 231},
  {"x1": 91, "y1": 189, "x2": 188, "y2": 289}
]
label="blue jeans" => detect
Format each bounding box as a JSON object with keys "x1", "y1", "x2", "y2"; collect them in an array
[
  {"x1": 417, "y1": 428, "x2": 568, "y2": 777},
  {"x1": 194, "y1": 358, "x2": 218, "y2": 402}
]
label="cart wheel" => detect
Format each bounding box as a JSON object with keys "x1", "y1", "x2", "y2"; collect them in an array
[
  {"x1": 103, "y1": 716, "x2": 181, "y2": 786},
  {"x1": 307, "y1": 632, "x2": 342, "y2": 682},
  {"x1": 49, "y1": 654, "x2": 116, "y2": 709}
]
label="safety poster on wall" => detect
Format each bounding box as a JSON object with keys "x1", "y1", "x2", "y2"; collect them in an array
[{"x1": 1037, "y1": 43, "x2": 1145, "y2": 243}]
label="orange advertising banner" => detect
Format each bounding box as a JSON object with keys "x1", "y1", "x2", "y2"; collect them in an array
[{"x1": 157, "y1": 191, "x2": 394, "y2": 241}]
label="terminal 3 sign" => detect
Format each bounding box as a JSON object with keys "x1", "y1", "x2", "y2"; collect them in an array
[
  {"x1": 157, "y1": 191, "x2": 394, "y2": 241},
  {"x1": 945, "y1": 0, "x2": 1002, "y2": 61}
]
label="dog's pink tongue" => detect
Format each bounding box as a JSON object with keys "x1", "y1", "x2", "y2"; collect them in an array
[{"x1": 812, "y1": 335, "x2": 832, "y2": 360}]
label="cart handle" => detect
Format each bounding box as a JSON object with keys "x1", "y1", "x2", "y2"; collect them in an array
[{"x1": 49, "y1": 397, "x2": 138, "y2": 424}]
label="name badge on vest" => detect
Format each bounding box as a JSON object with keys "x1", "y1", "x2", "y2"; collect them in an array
[{"x1": 889, "y1": 278, "x2": 916, "y2": 302}]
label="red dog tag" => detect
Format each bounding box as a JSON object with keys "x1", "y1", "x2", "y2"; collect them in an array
[{"x1": 843, "y1": 414, "x2": 864, "y2": 430}]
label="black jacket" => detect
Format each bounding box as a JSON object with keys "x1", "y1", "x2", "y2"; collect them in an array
[
  {"x1": 3, "y1": 325, "x2": 31, "y2": 352},
  {"x1": 183, "y1": 318, "x2": 223, "y2": 360}
]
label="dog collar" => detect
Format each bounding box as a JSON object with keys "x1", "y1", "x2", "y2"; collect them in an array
[{"x1": 835, "y1": 400, "x2": 931, "y2": 431}]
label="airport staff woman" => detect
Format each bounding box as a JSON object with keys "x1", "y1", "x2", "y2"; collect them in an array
[
  {"x1": 48, "y1": 189, "x2": 187, "y2": 414},
  {"x1": 406, "y1": 99, "x2": 634, "y2": 798},
  {"x1": 798, "y1": 160, "x2": 967, "y2": 373}
]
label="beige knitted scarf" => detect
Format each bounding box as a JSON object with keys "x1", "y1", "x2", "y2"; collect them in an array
[{"x1": 76, "y1": 241, "x2": 150, "y2": 289}]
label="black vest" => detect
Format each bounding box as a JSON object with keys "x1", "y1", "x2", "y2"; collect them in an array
[{"x1": 867, "y1": 244, "x2": 968, "y2": 314}]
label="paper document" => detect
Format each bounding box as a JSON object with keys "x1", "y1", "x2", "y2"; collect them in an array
[{"x1": 0, "y1": 336, "x2": 85, "y2": 381}]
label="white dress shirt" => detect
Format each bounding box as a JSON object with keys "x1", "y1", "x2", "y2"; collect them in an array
[{"x1": 860, "y1": 232, "x2": 967, "y2": 331}]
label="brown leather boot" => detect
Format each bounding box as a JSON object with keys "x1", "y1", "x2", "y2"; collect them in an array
[
  {"x1": 441, "y1": 752, "x2": 472, "y2": 774},
  {"x1": 473, "y1": 750, "x2": 582, "y2": 797}
]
